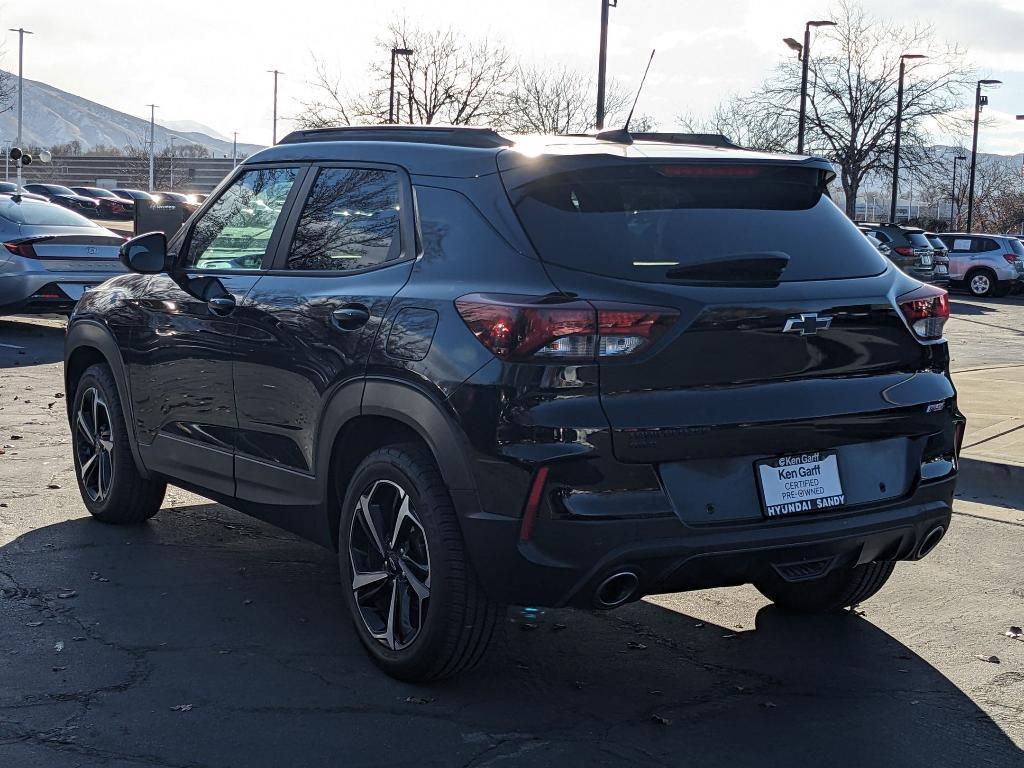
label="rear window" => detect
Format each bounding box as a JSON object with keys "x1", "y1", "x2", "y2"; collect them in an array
[
  {"x1": 0, "y1": 198, "x2": 100, "y2": 227},
  {"x1": 506, "y1": 163, "x2": 888, "y2": 283},
  {"x1": 906, "y1": 233, "x2": 933, "y2": 248},
  {"x1": 1008, "y1": 238, "x2": 1024, "y2": 257}
]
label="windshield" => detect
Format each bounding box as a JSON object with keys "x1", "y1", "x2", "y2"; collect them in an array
[
  {"x1": 0, "y1": 198, "x2": 100, "y2": 227},
  {"x1": 507, "y1": 163, "x2": 887, "y2": 283}
]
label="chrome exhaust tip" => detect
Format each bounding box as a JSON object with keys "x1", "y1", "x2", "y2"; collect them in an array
[
  {"x1": 916, "y1": 525, "x2": 946, "y2": 559},
  {"x1": 593, "y1": 571, "x2": 640, "y2": 609}
]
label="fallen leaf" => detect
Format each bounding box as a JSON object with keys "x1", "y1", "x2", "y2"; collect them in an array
[
  {"x1": 626, "y1": 641, "x2": 647, "y2": 650},
  {"x1": 572, "y1": 680, "x2": 585, "y2": 689},
  {"x1": 648, "y1": 689, "x2": 664, "y2": 695},
  {"x1": 57, "y1": 590, "x2": 77, "y2": 599},
  {"x1": 551, "y1": 623, "x2": 567, "y2": 633},
  {"x1": 52, "y1": 666, "x2": 66, "y2": 672},
  {"x1": 47, "y1": 484, "x2": 60, "y2": 490},
  {"x1": 54, "y1": 641, "x2": 64, "y2": 653},
  {"x1": 651, "y1": 714, "x2": 672, "y2": 726},
  {"x1": 1006, "y1": 626, "x2": 1024, "y2": 641},
  {"x1": 170, "y1": 704, "x2": 193, "y2": 712},
  {"x1": 55, "y1": 392, "x2": 64, "y2": 398},
  {"x1": 47, "y1": 403, "x2": 54, "y2": 409},
  {"x1": 25, "y1": 621, "x2": 43, "y2": 627},
  {"x1": 761, "y1": 701, "x2": 777, "y2": 709},
  {"x1": 975, "y1": 654, "x2": 1000, "y2": 664},
  {"x1": 721, "y1": 633, "x2": 738, "y2": 639},
  {"x1": 403, "y1": 696, "x2": 435, "y2": 705},
  {"x1": 694, "y1": 622, "x2": 705, "y2": 628},
  {"x1": 10, "y1": 434, "x2": 22, "y2": 440},
  {"x1": 519, "y1": 623, "x2": 538, "y2": 632},
  {"x1": 242, "y1": 599, "x2": 253, "y2": 606},
  {"x1": 72, "y1": 636, "x2": 86, "y2": 642}
]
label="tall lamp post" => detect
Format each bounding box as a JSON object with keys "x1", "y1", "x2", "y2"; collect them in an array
[
  {"x1": 146, "y1": 103, "x2": 158, "y2": 193},
  {"x1": 950, "y1": 154, "x2": 967, "y2": 229},
  {"x1": 8, "y1": 27, "x2": 33, "y2": 194},
  {"x1": 388, "y1": 48, "x2": 413, "y2": 124},
  {"x1": 595, "y1": 0, "x2": 618, "y2": 130},
  {"x1": 783, "y1": 19, "x2": 835, "y2": 155},
  {"x1": 966, "y1": 79, "x2": 1002, "y2": 232},
  {"x1": 267, "y1": 69, "x2": 283, "y2": 144},
  {"x1": 890, "y1": 53, "x2": 927, "y2": 223}
]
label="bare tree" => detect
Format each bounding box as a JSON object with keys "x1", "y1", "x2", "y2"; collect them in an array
[
  {"x1": 678, "y1": 96, "x2": 795, "y2": 152},
  {"x1": 690, "y1": 0, "x2": 972, "y2": 216},
  {"x1": 499, "y1": 63, "x2": 632, "y2": 134}
]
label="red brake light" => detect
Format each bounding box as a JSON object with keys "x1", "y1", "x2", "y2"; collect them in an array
[
  {"x1": 897, "y1": 284, "x2": 949, "y2": 341},
  {"x1": 893, "y1": 246, "x2": 914, "y2": 257},
  {"x1": 454, "y1": 294, "x2": 678, "y2": 361},
  {"x1": 3, "y1": 241, "x2": 34, "y2": 257},
  {"x1": 655, "y1": 164, "x2": 762, "y2": 178}
]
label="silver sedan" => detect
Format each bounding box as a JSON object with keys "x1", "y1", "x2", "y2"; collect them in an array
[{"x1": 0, "y1": 196, "x2": 127, "y2": 315}]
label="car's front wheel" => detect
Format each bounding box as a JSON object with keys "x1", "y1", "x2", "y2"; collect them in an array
[
  {"x1": 754, "y1": 561, "x2": 895, "y2": 613},
  {"x1": 338, "y1": 444, "x2": 502, "y2": 682},
  {"x1": 71, "y1": 363, "x2": 165, "y2": 523}
]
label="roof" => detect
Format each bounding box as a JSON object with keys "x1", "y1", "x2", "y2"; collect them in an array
[{"x1": 246, "y1": 125, "x2": 834, "y2": 179}]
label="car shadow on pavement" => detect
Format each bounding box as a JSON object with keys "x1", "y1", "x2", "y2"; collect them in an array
[
  {"x1": 0, "y1": 502, "x2": 1020, "y2": 768},
  {"x1": 0, "y1": 317, "x2": 65, "y2": 368}
]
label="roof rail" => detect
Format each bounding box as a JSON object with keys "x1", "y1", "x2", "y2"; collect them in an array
[
  {"x1": 630, "y1": 132, "x2": 741, "y2": 148},
  {"x1": 277, "y1": 125, "x2": 514, "y2": 149}
]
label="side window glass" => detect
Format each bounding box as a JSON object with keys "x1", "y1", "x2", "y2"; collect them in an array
[
  {"x1": 975, "y1": 238, "x2": 998, "y2": 253},
  {"x1": 185, "y1": 167, "x2": 298, "y2": 270},
  {"x1": 286, "y1": 168, "x2": 401, "y2": 271},
  {"x1": 950, "y1": 238, "x2": 971, "y2": 252}
]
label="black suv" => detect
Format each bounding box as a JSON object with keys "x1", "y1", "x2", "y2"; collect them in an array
[{"x1": 64, "y1": 127, "x2": 964, "y2": 681}]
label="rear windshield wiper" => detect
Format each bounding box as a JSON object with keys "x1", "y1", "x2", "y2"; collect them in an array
[{"x1": 664, "y1": 252, "x2": 790, "y2": 285}]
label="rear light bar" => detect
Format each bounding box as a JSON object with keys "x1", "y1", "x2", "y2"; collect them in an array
[
  {"x1": 455, "y1": 293, "x2": 678, "y2": 361},
  {"x1": 897, "y1": 284, "x2": 949, "y2": 341},
  {"x1": 655, "y1": 164, "x2": 763, "y2": 178}
]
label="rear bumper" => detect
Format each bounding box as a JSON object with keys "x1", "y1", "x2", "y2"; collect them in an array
[
  {"x1": 459, "y1": 474, "x2": 955, "y2": 608},
  {"x1": 0, "y1": 268, "x2": 119, "y2": 314}
]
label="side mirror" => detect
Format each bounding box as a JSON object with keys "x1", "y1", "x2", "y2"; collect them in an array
[{"x1": 119, "y1": 231, "x2": 170, "y2": 274}]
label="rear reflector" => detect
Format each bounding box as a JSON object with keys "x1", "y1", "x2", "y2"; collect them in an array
[
  {"x1": 897, "y1": 284, "x2": 949, "y2": 341},
  {"x1": 455, "y1": 293, "x2": 678, "y2": 361},
  {"x1": 519, "y1": 466, "x2": 550, "y2": 543}
]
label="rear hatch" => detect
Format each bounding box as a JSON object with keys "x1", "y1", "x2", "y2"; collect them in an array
[
  {"x1": 498, "y1": 150, "x2": 953, "y2": 515},
  {"x1": 13, "y1": 230, "x2": 125, "y2": 273}
]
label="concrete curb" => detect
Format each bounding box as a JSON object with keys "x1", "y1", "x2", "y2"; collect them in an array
[{"x1": 956, "y1": 457, "x2": 1024, "y2": 505}]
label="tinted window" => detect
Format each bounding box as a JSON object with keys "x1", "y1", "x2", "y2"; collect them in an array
[
  {"x1": 976, "y1": 238, "x2": 999, "y2": 252},
  {"x1": 906, "y1": 233, "x2": 932, "y2": 248},
  {"x1": 507, "y1": 163, "x2": 886, "y2": 282},
  {"x1": 286, "y1": 168, "x2": 401, "y2": 271},
  {"x1": 0, "y1": 198, "x2": 100, "y2": 227},
  {"x1": 1009, "y1": 238, "x2": 1024, "y2": 257},
  {"x1": 186, "y1": 167, "x2": 298, "y2": 270}
]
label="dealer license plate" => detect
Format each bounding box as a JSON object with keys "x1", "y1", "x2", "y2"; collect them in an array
[{"x1": 756, "y1": 451, "x2": 845, "y2": 518}]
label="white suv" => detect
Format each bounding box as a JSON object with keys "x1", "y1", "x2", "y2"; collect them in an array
[{"x1": 938, "y1": 233, "x2": 1024, "y2": 297}]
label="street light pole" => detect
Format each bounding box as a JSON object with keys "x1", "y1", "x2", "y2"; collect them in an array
[
  {"x1": 788, "y1": 20, "x2": 835, "y2": 155},
  {"x1": 146, "y1": 103, "x2": 158, "y2": 193},
  {"x1": 388, "y1": 48, "x2": 413, "y2": 124},
  {"x1": 890, "y1": 54, "x2": 927, "y2": 223},
  {"x1": 267, "y1": 70, "x2": 282, "y2": 144},
  {"x1": 596, "y1": 0, "x2": 617, "y2": 130},
  {"x1": 8, "y1": 27, "x2": 33, "y2": 195},
  {"x1": 950, "y1": 154, "x2": 966, "y2": 229},
  {"x1": 232, "y1": 132, "x2": 238, "y2": 167},
  {"x1": 966, "y1": 79, "x2": 1002, "y2": 232}
]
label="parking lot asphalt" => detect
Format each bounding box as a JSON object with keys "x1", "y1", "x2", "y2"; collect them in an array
[{"x1": 1, "y1": 297, "x2": 1023, "y2": 767}]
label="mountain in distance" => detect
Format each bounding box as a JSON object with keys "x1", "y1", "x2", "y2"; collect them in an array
[{"x1": 0, "y1": 72, "x2": 265, "y2": 158}]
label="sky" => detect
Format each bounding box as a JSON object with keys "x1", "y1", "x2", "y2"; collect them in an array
[{"x1": 5, "y1": 0, "x2": 1024, "y2": 153}]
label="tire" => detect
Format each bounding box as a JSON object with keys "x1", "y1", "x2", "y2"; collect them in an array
[
  {"x1": 965, "y1": 268, "x2": 997, "y2": 297},
  {"x1": 338, "y1": 443, "x2": 502, "y2": 682},
  {"x1": 71, "y1": 363, "x2": 165, "y2": 524},
  {"x1": 754, "y1": 561, "x2": 896, "y2": 614}
]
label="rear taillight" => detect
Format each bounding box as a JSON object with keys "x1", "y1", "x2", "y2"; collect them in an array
[
  {"x1": 893, "y1": 246, "x2": 914, "y2": 257},
  {"x1": 454, "y1": 293, "x2": 678, "y2": 361},
  {"x1": 1003, "y1": 254, "x2": 1019, "y2": 264},
  {"x1": 897, "y1": 284, "x2": 949, "y2": 341},
  {"x1": 3, "y1": 241, "x2": 35, "y2": 257}
]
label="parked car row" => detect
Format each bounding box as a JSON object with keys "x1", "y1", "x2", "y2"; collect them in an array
[
  {"x1": 858, "y1": 222, "x2": 1023, "y2": 297},
  {"x1": 8, "y1": 183, "x2": 203, "y2": 220}
]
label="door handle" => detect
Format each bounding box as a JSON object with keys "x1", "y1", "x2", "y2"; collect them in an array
[
  {"x1": 332, "y1": 305, "x2": 370, "y2": 330},
  {"x1": 207, "y1": 296, "x2": 236, "y2": 316}
]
